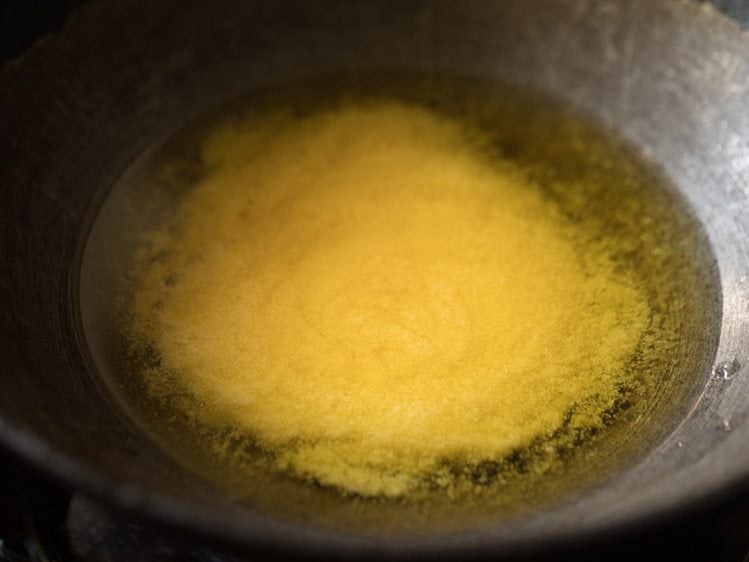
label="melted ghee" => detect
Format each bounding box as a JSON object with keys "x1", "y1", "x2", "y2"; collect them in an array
[{"x1": 131, "y1": 101, "x2": 652, "y2": 498}]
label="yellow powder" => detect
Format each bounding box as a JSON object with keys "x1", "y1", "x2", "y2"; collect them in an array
[{"x1": 130, "y1": 101, "x2": 650, "y2": 498}]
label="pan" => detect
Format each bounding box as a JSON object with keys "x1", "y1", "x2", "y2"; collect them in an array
[{"x1": 1, "y1": 0, "x2": 748, "y2": 559}]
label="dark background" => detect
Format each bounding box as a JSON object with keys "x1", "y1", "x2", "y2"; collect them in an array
[{"x1": 0, "y1": 1, "x2": 748, "y2": 561}]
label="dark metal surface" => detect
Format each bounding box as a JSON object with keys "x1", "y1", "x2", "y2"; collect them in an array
[
  {"x1": 0, "y1": 0, "x2": 748, "y2": 559},
  {"x1": 0, "y1": 0, "x2": 83, "y2": 65},
  {"x1": 63, "y1": 493, "x2": 749, "y2": 562},
  {"x1": 706, "y1": 0, "x2": 749, "y2": 26}
]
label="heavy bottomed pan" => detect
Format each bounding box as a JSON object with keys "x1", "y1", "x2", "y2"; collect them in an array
[{"x1": 1, "y1": 0, "x2": 748, "y2": 558}]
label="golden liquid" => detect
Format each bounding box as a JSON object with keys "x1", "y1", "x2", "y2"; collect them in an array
[{"x1": 81, "y1": 75, "x2": 719, "y2": 534}]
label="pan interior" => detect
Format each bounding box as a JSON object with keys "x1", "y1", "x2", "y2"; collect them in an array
[{"x1": 79, "y1": 73, "x2": 720, "y2": 537}]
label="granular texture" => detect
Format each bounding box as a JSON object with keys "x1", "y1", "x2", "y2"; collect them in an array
[{"x1": 130, "y1": 101, "x2": 651, "y2": 498}]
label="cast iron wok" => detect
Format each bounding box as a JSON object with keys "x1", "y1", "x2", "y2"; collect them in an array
[{"x1": 1, "y1": 0, "x2": 748, "y2": 558}]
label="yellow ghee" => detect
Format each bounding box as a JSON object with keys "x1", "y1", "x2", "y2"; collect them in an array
[{"x1": 130, "y1": 101, "x2": 652, "y2": 498}]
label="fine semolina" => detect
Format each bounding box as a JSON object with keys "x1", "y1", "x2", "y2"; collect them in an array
[{"x1": 129, "y1": 101, "x2": 654, "y2": 498}]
